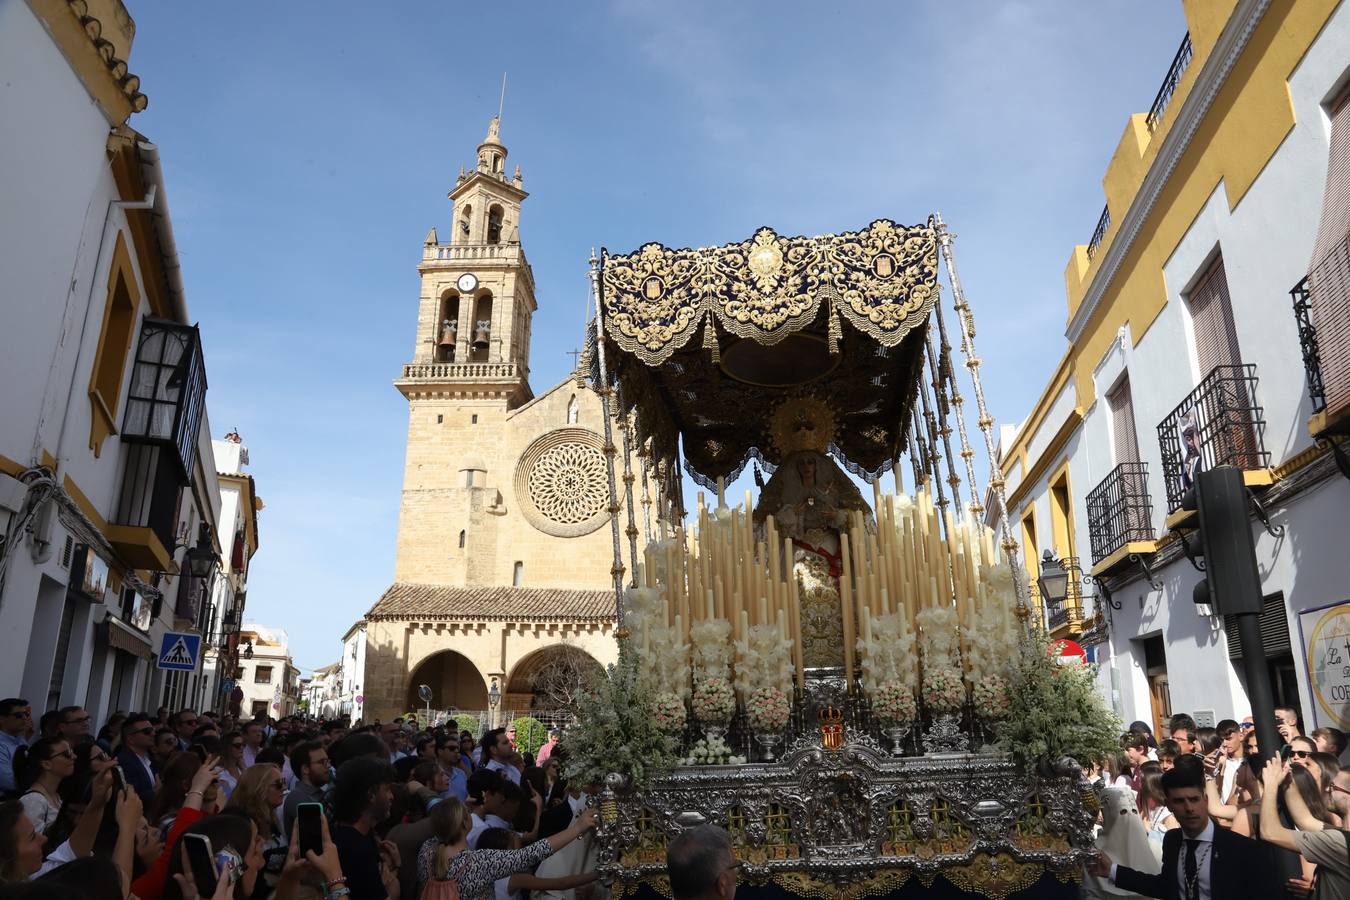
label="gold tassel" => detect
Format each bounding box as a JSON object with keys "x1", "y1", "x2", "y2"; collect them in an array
[
  {"x1": 828, "y1": 303, "x2": 842, "y2": 356},
  {"x1": 704, "y1": 316, "x2": 720, "y2": 364}
]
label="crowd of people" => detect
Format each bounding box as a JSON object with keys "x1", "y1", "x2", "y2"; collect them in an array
[
  {"x1": 0, "y1": 699, "x2": 599, "y2": 900},
  {"x1": 1084, "y1": 707, "x2": 1350, "y2": 898}
]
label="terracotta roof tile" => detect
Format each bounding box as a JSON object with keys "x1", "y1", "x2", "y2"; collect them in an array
[{"x1": 365, "y1": 583, "x2": 615, "y2": 621}]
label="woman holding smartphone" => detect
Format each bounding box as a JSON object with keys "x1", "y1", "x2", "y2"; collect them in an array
[{"x1": 167, "y1": 812, "x2": 347, "y2": 900}]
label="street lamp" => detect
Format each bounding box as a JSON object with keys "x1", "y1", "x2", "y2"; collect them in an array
[
  {"x1": 1037, "y1": 549, "x2": 1069, "y2": 609},
  {"x1": 488, "y1": 677, "x2": 501, "y2": 728},
  {"x1": 242, "y1": 639, "x2": 254, "y2": 660},
  {"x1": 179, "y1": 524, "x2": 221, "y2": 579}
]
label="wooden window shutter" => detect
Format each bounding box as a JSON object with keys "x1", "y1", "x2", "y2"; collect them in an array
[
  {"x1": 1308, "y1": 87, "x2": 1350, "y2": 416},
  {"x1": 1189, "y1": 257, "x2": 1242, "y2": 375},
  {"x1": 1107, "y1": 377, "x2": 1140, "y2": 465}
]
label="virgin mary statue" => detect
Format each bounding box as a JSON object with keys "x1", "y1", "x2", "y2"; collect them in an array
[{"x1": 753, "y1": 398, "x2": 873, "y2": 668}]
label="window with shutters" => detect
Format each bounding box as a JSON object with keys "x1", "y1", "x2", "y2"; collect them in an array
[
  {"x1": 1302, "y1": 85, "x2": 1350, "y2": 417},
  {"x1": 1107, "y1": 377, "x2": 1141, "y2": 466},
  {"x1": 255, "y1": 666, "x2": 273, "y2": 684},
  {"x1": 1188, "y1": 256, "x2": 1243, "y2": 374}
]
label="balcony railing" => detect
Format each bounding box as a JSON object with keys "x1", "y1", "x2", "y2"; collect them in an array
[
  {"x1": 1156, "y1": 364, "x2": 1269, "y2": 511},
  {"x1": 1087, "y1": 205, "x2": 1111, "y2": 261},
  {"x1": 400, "y1": 362, "x2": 521, "y2": 380},
  {"x1": 1086, "y1": 462, "x2": 1155, "y2": 563},
  {"x1": 1292, "y1": 276, "x2": 1326, "y2": 413},
  {"x1": 422, "y1": 242, "x2": 525, "y2": 263},
  {"x1": 1146, "y1": 33, "x2": 1194, "y2": 133}
]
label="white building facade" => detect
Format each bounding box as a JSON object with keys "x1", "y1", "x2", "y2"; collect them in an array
[
  {"x1": 235, "y1": 624, "x2": 300, "y2": 720},
  {"x1": 0, "y1": 0, "x2": 230, "y2": 727},
  {"x1": 338, "y1": 620, "x2": 367, "y2": 722},
  {"x1": 998, "y1": 1, "x2": 1350, "y2": 735},
  {"x1": 200, "y1": 433, "x2": 262, "y2": 713}
]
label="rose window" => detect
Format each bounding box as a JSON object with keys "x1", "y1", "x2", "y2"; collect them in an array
[{"x1": 515, "y1": 428, "x2": 611, "y2": 537}]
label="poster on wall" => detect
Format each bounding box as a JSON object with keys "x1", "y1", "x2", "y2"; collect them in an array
[{"x1": 1297, "y1": 599, "x2": 1350, "y2": 731}]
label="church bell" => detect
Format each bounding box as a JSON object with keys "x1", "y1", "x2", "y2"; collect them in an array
[
  {"x1": 438, "y1": 320, "x2": 458, "y2": 347},
  {"x1": 472, "y1": 321, "x2": 491, "y2": 350}
]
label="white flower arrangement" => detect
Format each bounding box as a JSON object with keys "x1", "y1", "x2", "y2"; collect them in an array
[
  {"x1": 870, "y1": 682, "x2": 918, "y2": 726},
  {"x1": 691, "y1": 677, "x2": 736, "y2": 725},
  {"x1": 745, "y1": 685, "x2": 791, "y2": 733},
  {"x1": 690, "y1": 618, "x2": 734, "y2": 681},
  {"x1": 915, "y1": 606, "x2": 961, "y2": 668},
  {"x1": 857, "y1": 612, "x2": 918, "y2": 694},
  {"x1": 922, "y1": 665, "x2": 966, "y2": 713},
  {"x1": 680, "y1": 734, "x2": 745, "y2": 766},
  {"x1": 972, "y1": 673, "x2": 1010, "y2": 721},
  {"x1": 733, "y1": 623, "x2": 793, "y2": 699},
  {"x1": 962, "y1": 601, "x2": 1015, "y2": 686},
  {"x1": 652, "y1": 691, "x2": 687, "y2": 734}
]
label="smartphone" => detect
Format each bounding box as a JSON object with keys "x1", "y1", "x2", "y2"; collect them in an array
[
  {"x1": 215, "y1": 846, "x2": 243, "y2": 885},
  {"x1": 111, "y1": 764, "x2": 127, "y2": 796},
  {"x1": 183, "y1": 833, "x2": 218, "y2": 897},
  {"x1": 297, "y1": 802, "x2": 324, "y2": 856}
]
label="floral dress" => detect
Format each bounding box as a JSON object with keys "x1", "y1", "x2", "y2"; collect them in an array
[{"x1": 416, "y1": 838, "x2": 554, "y2": 900}]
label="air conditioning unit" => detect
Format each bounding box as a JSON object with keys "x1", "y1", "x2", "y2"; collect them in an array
[{"x1": 1193, "y1": 709, "x2": 1216, "y2": 729}]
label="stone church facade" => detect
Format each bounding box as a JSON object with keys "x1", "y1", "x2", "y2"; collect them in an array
[{"x1": 358, "y1": 120, "x2": 618, "y2": 723}]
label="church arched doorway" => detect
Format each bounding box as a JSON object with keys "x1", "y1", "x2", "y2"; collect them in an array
[
  {"x1": 503, "y1": 645, "x2": 604, "y2": 718},
  {"x1": 407, "y1": 649, "x2": 488, "y2": 713}
]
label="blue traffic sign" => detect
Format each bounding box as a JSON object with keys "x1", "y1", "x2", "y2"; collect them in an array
[{"x1": 157, "y1": 631, "x2": 201, "y2": 671}]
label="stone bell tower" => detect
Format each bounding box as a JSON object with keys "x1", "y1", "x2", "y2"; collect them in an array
[
  {"x1": 406, "y1": 116, "x2": 534, "y2": 382},
  {"x1": 394, "y1": 117, "x2": 538, "y2": 583}
]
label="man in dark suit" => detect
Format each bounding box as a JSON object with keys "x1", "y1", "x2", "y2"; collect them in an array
[
  {"x1": 114, "y1": 712, "x2": 158, "y2": 805},
  {"x1": 1091, "y1": 758, "x2": 1278, "y2": 899}
]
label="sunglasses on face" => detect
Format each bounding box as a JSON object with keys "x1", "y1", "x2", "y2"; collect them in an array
[
  {"x1": 6, "y1": 711, "x2": 30, "y2": 719},
  {"x1": 51, "y1": 750, "x2": 75, "y2": 760},
  {"x1": 1291, "y1": 750, "x2": 1314, "y2": 759},
  {"x1": 130, "y1": 727, "x2": 154, "y2": 736},
  {"x1": 1240, "y1": 722, "x2": 1255, "y2": 730}
]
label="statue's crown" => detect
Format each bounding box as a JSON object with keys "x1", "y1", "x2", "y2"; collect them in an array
[{"x1": 818, "y1": 706, "x2": 844, "y2": 726}]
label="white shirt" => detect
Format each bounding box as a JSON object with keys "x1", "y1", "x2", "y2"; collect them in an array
[
  {"x1": 1111, "y1": 819, "x2": 1214, "y2": 900},
  {"x1": 1219, "y1": 757, "x2": 1241, "y2": 803},
  {"x1": 487, "y1": 758, "x2": 521, "y2": 785},
  {"x1": 1174, "y1": 821, "x2": 1215, "y2": 900},
  {"x1": 467, "y1": 812, "x2": 488, "y2": 849}
]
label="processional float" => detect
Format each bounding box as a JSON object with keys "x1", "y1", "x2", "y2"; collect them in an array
[{"x1": 566, "y1": 217, "x2": 1112, "y2": 900}]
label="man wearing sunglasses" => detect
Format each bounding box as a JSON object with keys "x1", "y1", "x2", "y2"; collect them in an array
[
  {"x1": 0, "y1": 698, "x2": 32, "y2": 796},
  {"x1": 115, "y1": 712, "x2": 158, "y2": 805},
  {"x1": 56, "y1": 706, "x2": 91, "y2": 745}
]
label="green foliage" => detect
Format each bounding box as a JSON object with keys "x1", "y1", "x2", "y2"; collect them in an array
[
  {"x1": 998, "y1": 630, "x2": 1121, "y2": 772},
  {"x1": 558, "y1": 653, "x2": 680, "y2": 793},
  {"x1": 452, "y1": 714, "x2": 483, "y2": 739},
  {"x1": 511, "y1": 716, "x2": 549, "y2": 757}
]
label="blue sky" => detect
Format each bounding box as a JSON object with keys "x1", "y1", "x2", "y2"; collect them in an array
[{"x1": 128, "y1": 1, "x2": 1187, "y2": 672}]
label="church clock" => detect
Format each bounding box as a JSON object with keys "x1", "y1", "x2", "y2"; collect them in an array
[{"x1": 456, "y1": 272, "x2": 479, "y2": 294}]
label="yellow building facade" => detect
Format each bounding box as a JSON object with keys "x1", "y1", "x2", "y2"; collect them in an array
[{"x1": 997, "y1": 0, "x2": 1350, "y2": 732}]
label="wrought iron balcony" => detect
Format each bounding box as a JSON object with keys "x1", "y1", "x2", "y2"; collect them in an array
[
  {"x1": 1087, "y1": 205, "x2": 1111, "y2": 261},
  {"x1": 1292, "y1": 275, "x2": 1326, "y2": 413},
  {"x1": 1086, "y1": 462, "x2": 1154, "y2": 564},
  {"x1": 1156, "y1": 364, "x2": 1268, "y2": 511},
  {"x1": 1146, "y1": 33, "x2": 1194, "y2": 133}
]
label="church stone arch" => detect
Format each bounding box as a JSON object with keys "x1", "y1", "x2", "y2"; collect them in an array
[
  {"x1": 407, "y1": 648, "x2": 489, "y2": 712},
  {"x1": 503, "y1": 644, "x2": 604, "y2": 712}
]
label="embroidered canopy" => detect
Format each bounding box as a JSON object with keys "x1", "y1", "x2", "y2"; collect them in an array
[{"x1": 597, "y1": 219, "x2": 940, "y2": 487}]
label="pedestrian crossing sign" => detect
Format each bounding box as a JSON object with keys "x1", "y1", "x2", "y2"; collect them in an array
[{"x1": 157, "y1": 631, "x2": 201, "y2": 671}]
